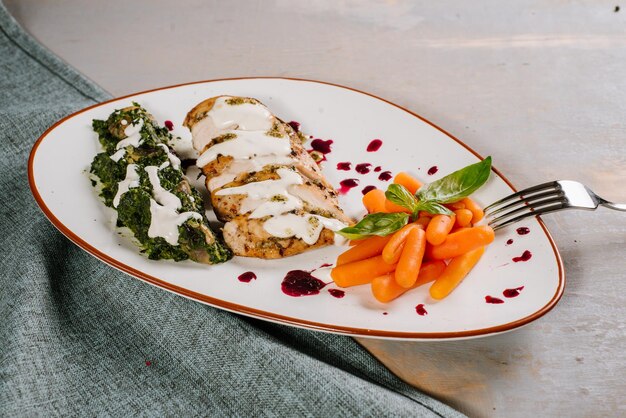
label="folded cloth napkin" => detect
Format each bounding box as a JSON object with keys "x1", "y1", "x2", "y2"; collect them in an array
[{"x1": 0, "y1": 4, "x2": 462, "y2": 417}]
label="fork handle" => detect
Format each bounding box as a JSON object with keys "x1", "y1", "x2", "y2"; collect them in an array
[{"x1": 600, "y1": 202, "x2": 626, "y2": 212}]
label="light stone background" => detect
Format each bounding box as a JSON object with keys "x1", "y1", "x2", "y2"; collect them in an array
[{"x1": 6, "y1": 0, "x2": 625, "y2": 416}]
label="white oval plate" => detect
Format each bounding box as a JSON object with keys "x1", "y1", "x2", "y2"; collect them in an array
[{"x1": 29, "y1": 78, "x2": 564, "y2": 340}]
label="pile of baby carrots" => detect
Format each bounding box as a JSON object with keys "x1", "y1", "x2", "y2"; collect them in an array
[{"x1": 330, "y1": 172, "x2": 495, "y2": 302}]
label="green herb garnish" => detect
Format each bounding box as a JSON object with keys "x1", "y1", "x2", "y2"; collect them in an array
[
  {"x1": 416, "y1": 157, "x2": 491, "y2": 204},
  {"x1": 337, "y1": 212, "x2": 409, "y2": 240},
  {"x1": 338, "y1": 157, "x2": 492, "y2": 239}
]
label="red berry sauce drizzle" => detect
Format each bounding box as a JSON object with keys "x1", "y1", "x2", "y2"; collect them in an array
[
  {"x1": 311, "y1": 139, "x2": 333, "y2": 154},
  {"x1": 288, "y1": 121, "x2": 300, "y2": 132},
  {"x1": 378, "y1": 171, "x2": 392, "y2": 181},
  {"x1": 415, "y1": 304, "x2": 428, "y2": 316},
  {"x1": 367, "y1": 139, "x2": 383, "y2": 152},
  {"x1": 503, "y1": 286, "x2": 524, "y2": 298},
  {"x1": 485, "y1": 296, "x2": 504, "y2": 304},
  {"x1": 506, "y1": 239, "x2": 514, "y2": 245},
  {"x1": 516, "y1": 227, "x2": 530, "y2": 235},
  {"x1": 513, "y1": 250, "x2": 532, "y2": 262},
  {"x1": 362, "y1": 185, "x2": 377, "y2": 195},
  {"x1": 281, "y1": 270, "x2": 328, "y2": 297},
  {"x1": 427, "y1": 166, "x2": 438, "y2": 175},
  {"x1": 308, "y1": 138, "x2": 333, "y2": 163},
  {"x1": 328, "y1": 289, "x2": 345, "y2": 298},
  {"x1": 355, "y1": 163, "x2": 372, "y2": 174},
  {"x1": 337, "y1": 162, "x2": 351, "y2": 171},
  {"x1": 374, "y1": 166, "x2": 382, "y2": 172},
  {"x1": 338, "y1": 178, "x2": 359, "y2": 194},
  {"x1": 164, "y1": 120, "x2": 174, "y2": 131},
  {"x1": 237, "y1": 271, "x2": 257, "y2": 283}
]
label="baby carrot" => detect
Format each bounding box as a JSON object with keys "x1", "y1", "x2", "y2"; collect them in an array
[
  {"x1": 371, "y1": 260, "x2": 446, "y2": 303},
  {"x1": 425, "y1": 214, "x2": 455, "y2": 246},
  {"x1": 395, "y1": 228, "x2": 427, "y2": 288},
  {"x1": 449, "y1": 225, "x2": 469, "y2": 234},
  {"x1": 429, "y1": 247, "x2": 485, "y2": 299},
  {"x1": 337, "y1": 235, "x2": 392, "y2": 266},
  {"x1": 454, "y1": 209, "x2": 473, "y2": 227},
  {"x1": 461, "y1": 197, "x2": 484, "y2": 223},
  {"x1": 393, "y1": 172, "x2": 423, "y2": 194},
  {"x1": 382, "y1": 223, "x2": 420, "y2": 264},
  {"x1": 415, "y1": 216, "x2": 431, "y2": 229},
  {"x1": 427, "y1": 225, "x2": 495, "y2": 260},
  {"x1": 362, "y1": 189, "x2": 388, "y2": 213},
  {"x1": 445, "y1": 201, "x2": 466, "y2": 210},
  {"x1": 331, "y1": 256, "x2": 397, "y2": 287}
]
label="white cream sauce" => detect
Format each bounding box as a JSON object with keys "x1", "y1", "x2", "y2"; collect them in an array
[
  {"x1": 211, "y1": 96, "x2": 274, "y2": 131},
  {"x1": 144, "y1": 165, "x2": 202, "y2": 245},
  {"x1": 148, "y1": 199, "x2": 201, "y2": 245},
  {"x1": 116, "y1": 119, "x2": 144, "y2": 150},
  {"x1": 144, "y1": 166, "x2": 181, "y2": 208},
  {"x1": 263, "y1": 214, "x2": 346, "y2": 245},
  {"x1": 191, "y1": 96, "x2": 274, "y2": 151},
  {"x1": 207, "y1": 155, "x2": 297, "y2": 191},
  {"x1": 157, "y1": 144, "x2": 181, "y2": 170},
  {"x1": 215, "y1": 168, "x2": 303, "y2": 218},
  {"x1": 196, "y1": 130, "x2": 291, "y2": 168},
  {"x1": 113, "y1": 164, "x2": 140, "y2": 208},
  {"x1": 109, "y1": 148, "x2": 126, "y2": 162}
]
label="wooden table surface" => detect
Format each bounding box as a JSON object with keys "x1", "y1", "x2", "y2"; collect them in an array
[{"x1": 7, "y1": 1, "x2": 625, "y2": 416}]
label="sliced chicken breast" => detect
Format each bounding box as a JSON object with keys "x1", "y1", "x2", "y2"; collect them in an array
[{"x1": 184, "y1": 95, "x2": 351, "y2": 258}]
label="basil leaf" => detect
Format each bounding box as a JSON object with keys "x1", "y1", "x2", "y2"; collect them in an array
[
  {"x1": 416, "y1": 156, "x2": 492, "y2": 204},
  {"x1": 414, "y1": 201, "x2": 454, "y2": 216},
  {"x1": 385, "y1": 184, "x2": 418, "y2": 213},
  {"x1": 337, "y1": 212, "x2": 409, "y2": 240}
]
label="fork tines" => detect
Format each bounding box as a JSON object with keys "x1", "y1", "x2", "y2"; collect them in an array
[{"x1": 485, "y1": 181, "x2": 568, "y2": 230}]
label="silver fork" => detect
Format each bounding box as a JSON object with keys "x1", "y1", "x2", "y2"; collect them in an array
[{"x1": 484, "y1": 180, "x2": 626, "y2": 230}]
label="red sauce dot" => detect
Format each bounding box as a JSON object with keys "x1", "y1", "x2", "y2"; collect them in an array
[
  {"x1": 506, "y1": 239, "x2": 514, "y2": 245},
  {"x1": 512, "y1": 250, "x2": 532, "y2": 262},
  {"x1": 337, "y1": 162, "x2": 351, "y2": 170},
  {"x1": 516, "y1": 227, "x2": 530, "y2": 235},
  {"x1": 485, "y1": 296, "x2": 504, "y2": 304},
  {"x1": 164, "y1": 120, "x2": 174, "y2": 131},
  {"x1": 362, "y1": 185, "x2": 377, "y2": 195},
  {"x1": 374, "y1": 166, "x2": 382, "y2": 172},
  {"x1": 427, "y1": 166, "x2": 438, "y2": 175},
  {"x1": 311, "y1": 139, "x2": 333, "y2": 154},
  {"x1": 378, "y1": 171, "x2": 392, "y2": 181},
  {"x1": 338, "y1": 178, "x2": 359, "y2": 194},
  {"x1": 328, "y1": 289, "x2": 345, "y2": 298},
  {"x1": 355, "y1": 163, "x2": 372, "y2": 174},
  {"x1": 145, "y1": 360, "x2": 152, "y2": 366},
  {"x1": 382, "y1": 312, "x2": 388, "y2": 315},
  {"x1": 367, "y1": 139, "x2": 383, "y2": 152},
  {"x1": 282, "y1": 270, "x2": 327, "y2": 297},
  {"x1": 415, "y1": 304, "x2": 428, "y2": 316},
  {"x1": 238, "y1": 271, "x2": 257, "y2": 283},
  {"x1": 288, "y1": 121, "x2": 300, "y2": 132},
  {"x1": 503, "y1": 286, "x2": 524, "y2": 298}
]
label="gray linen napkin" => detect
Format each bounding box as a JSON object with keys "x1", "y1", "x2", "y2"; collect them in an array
[{"x1": 0, "y1": 4, "x2": 463, "y2": 417}]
